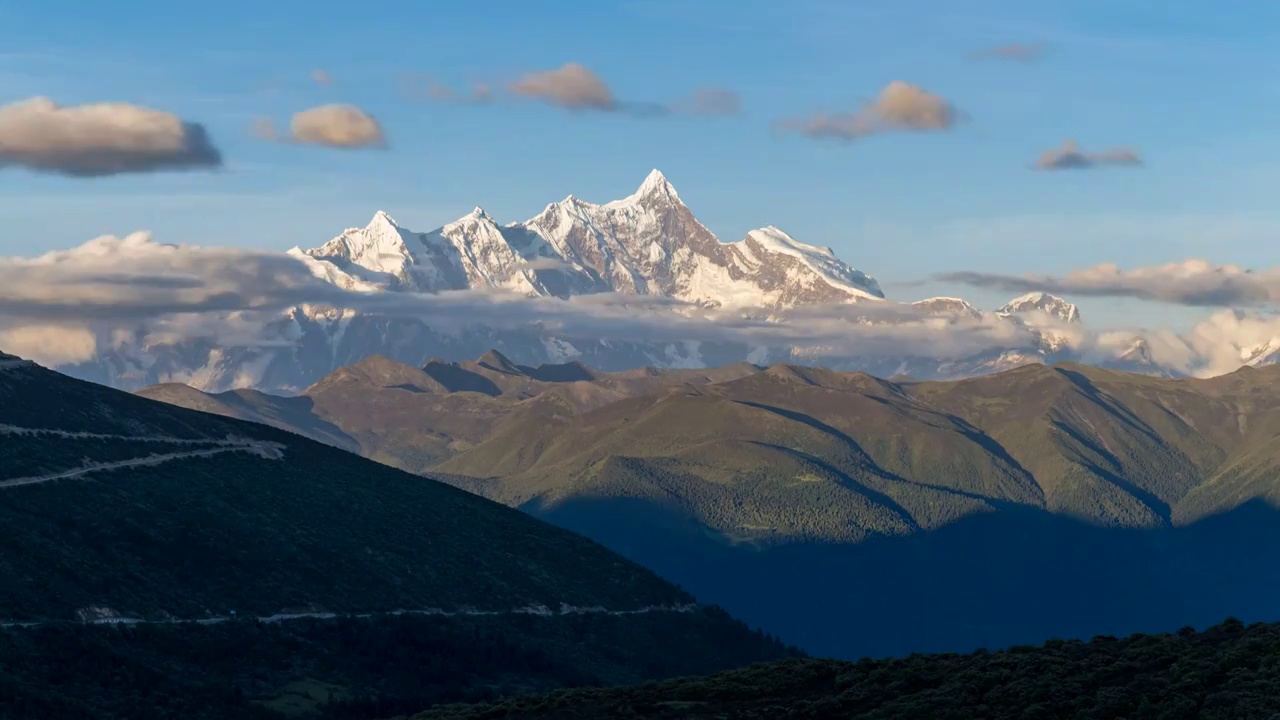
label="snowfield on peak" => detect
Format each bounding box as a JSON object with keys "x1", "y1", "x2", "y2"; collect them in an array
[
  {"x1": 299, "y1": 168, "x2": 884, "y2": 311},
  {"x1": 998, "y1": 292, "x2": 1082, "y2": 324}
]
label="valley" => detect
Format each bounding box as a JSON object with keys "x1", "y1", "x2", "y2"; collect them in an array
[{"x1": 141, "y1": 350, "x2": 1280, "y2": 659}]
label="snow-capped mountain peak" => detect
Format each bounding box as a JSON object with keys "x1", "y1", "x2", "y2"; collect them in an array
[
  {"x1": 911, "y1": 297, "x2": 982, "y2": 318},
  {"x1": 299, "y1": 169, "x2": 892, "y2": 312},
  {"x1": 738, "y1": 227, "x2": 884, "y2": 302},
  {"x1": 305, "y1": 211, "x2": 422, "y2": 287},
  {"x1": 998, "y1": 292, "x2": 1081, "y2": 324},
  {"x1": 604, "y1": 168, "x2": 681, "y2": 209}
]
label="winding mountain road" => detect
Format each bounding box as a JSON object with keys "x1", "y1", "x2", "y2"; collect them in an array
[
  {"x1": 0, "y1": 424, "x2": 285, "y2": 488},
  {"x1": 0, "y1": 603, "x2": 699, "y2": 629}
]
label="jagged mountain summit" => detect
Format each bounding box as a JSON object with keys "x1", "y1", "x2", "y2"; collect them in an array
[
  {"x1": 297, "y1": 169, "x2": 884, "y2": 309},
  {"x1": 998, "y1": 292, "x2": 1082, "y2": 324}
]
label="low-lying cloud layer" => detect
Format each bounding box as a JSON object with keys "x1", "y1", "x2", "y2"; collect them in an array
[
  {"x1": 255, "y1": 104, "x2": 386, "y2": 148},
  {"x1": 6, "y1": 234, "x2": 1278, "y2": 380},
  {"x1": 937, "y1": 259, "x2": 1279, "y2": 308},
  {"x1": 777, "y1": 81, "x2": 960, "y2": 141},
  {"x1": 0, "y1": 232, "x2": 1046, "y2": 366},
  {"x1": 1034, "y1": 140, "x2": 1141, "y2": 170},
  {"x1": 0, "y1": 97, "x2": 223, "y2": 177}
]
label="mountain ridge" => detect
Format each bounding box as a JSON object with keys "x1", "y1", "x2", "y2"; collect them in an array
[
  {"x1": 137, "y1": 351, "x2": 1280, "y2": 658},
  {"x1": 51, "y1": 169, "x2": 1243, "y2": 394}
]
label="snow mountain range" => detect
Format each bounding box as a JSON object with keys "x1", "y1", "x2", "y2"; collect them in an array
[{"x1": 52, "y1": 169, "x2": 1227, "y2": 393}]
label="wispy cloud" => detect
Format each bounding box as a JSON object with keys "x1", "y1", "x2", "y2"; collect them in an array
[
  {"x1": 1034, "y1": 140, "x2": 1141, "y2": 170},
  {"x1": 414, "y1": 63, "x2": 739, "y2": 119},
  {"x1": 936, "y1": 259, "x2": 1280, "y2": 308},
  {"x1": 670, "y1": 88, "x2": 742, "y2": 116},
  {"x1": 776, "y1": 81, "x2": 960, "y2": 141},
  {"x1": 310, "y1": 69, "x2": 334, "y2": 86},
  {"x1": 254, "y1": 104, "x2": 386, "y2": 149},
  {"x1": 398, "y1": 74, "x2": 493, "y2": 104},
  {"x1": 0, "y1": 97, "x2": 222, "y2": 177},
  {"x1": 969, "y1": 42, "x2": 1046, "y2": 63}
]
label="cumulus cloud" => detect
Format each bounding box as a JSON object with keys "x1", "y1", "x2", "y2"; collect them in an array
[
  {"x1": 0, "y1": 97, "x2": 222, "y2": 177},
  {"x1": 970, "y1": 43, "x2": 1046, "y2": 63},
  {"x1": 937, "y1": 259, "x2": 1280, "y2": 308},
  {"x1": 1034, "y1": 140, "x2": 1142, "y2": 170},
  {"x1": 776, "y1": 81, "x2": 960, "y2": 141},
  {"x1": 311, "y1": 69, "x2": 334, "y2": 86},
  {"x1": 255, "y1": 104, "x2": 386, "y2": 149},
  {"x1": 509, "y1": 63, "x2": 617, "y2": 111}
]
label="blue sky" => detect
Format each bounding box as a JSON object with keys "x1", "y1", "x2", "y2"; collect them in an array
[{"x1": 3, "y1": 0, "x2": 1280, "y2": 330}]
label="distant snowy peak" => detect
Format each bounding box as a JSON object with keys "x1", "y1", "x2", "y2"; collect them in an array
[
  {"x1": 1120, "y1": 337, "x2": 1156, "y2": 364},
  {"x1": 741, "y1": 227, "x2": 882, "y2": 298},
  {"x1": 911, "y1": 297, "x2": 982, "y2": 318},
  {"x1": 997, "y1": 292, "x2": 1082, "y2": 324},
  {"x1": 429, "y1": 208, "x2": 546, "y2": 295},
  {"x1": 301, "y1": 168, "x2": 886, "y2": 310}
]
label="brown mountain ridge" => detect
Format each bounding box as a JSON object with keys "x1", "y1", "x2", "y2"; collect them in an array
[{"x1": 138, "y1": 353, "x2": 1280, "y2": 659}]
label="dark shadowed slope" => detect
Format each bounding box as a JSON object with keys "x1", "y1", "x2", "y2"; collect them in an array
[
  {"x1": 414, "y1": 618, "x2": 1280, "y2": 720},
  {"x1": 0, "y1": 355, "x2": 793, "y2": 719},
  {"x1": 1, "y1": 359, "x2": 687, "y2": 619}
]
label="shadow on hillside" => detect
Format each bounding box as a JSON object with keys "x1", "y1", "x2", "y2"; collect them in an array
[
  {"x1": 422, "y1": 362, "x2": 502, "y2": 396},
  {"x1": 530, "y1": 497, "x2": 1280, "y2": 661}
]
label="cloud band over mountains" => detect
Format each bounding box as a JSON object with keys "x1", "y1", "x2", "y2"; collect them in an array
[
  {"x1": 937, "y1": 260, "x2": 1280, "y2": 308},
  {"x1": 0, "y1": 232, "x2": 1044, "y2": 365},
  {"x1": 4, "y1": 233, "x2": 1280, "y2": 380}
]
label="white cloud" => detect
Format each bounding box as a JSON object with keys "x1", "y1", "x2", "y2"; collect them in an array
[
  {"x1": 0, "y1": 97, "x2": 222, "y2": 176},
  {"x1": 255, "y1": 104, "x2": 385, "y2": 149},
  {"x1": 777, "y1": 81, "x2": 960, "y2": 141},
  {"x1": 509, "y1": 63, "x2": 616, "y2": 111},
  {"x1": 0, "y1": 324, "x2": 98, "y2": 365}
]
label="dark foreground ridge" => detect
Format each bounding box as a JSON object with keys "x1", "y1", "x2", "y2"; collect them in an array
[
  {"x1": 0, "y1": 611, "x2": 794, "y2": 720},
  {"x1": 0, "y1": 356, "x2": 793, "y2": 719},
  {"x1": 413, "y1": 617, "x2": 1280, "y2": 720}
]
